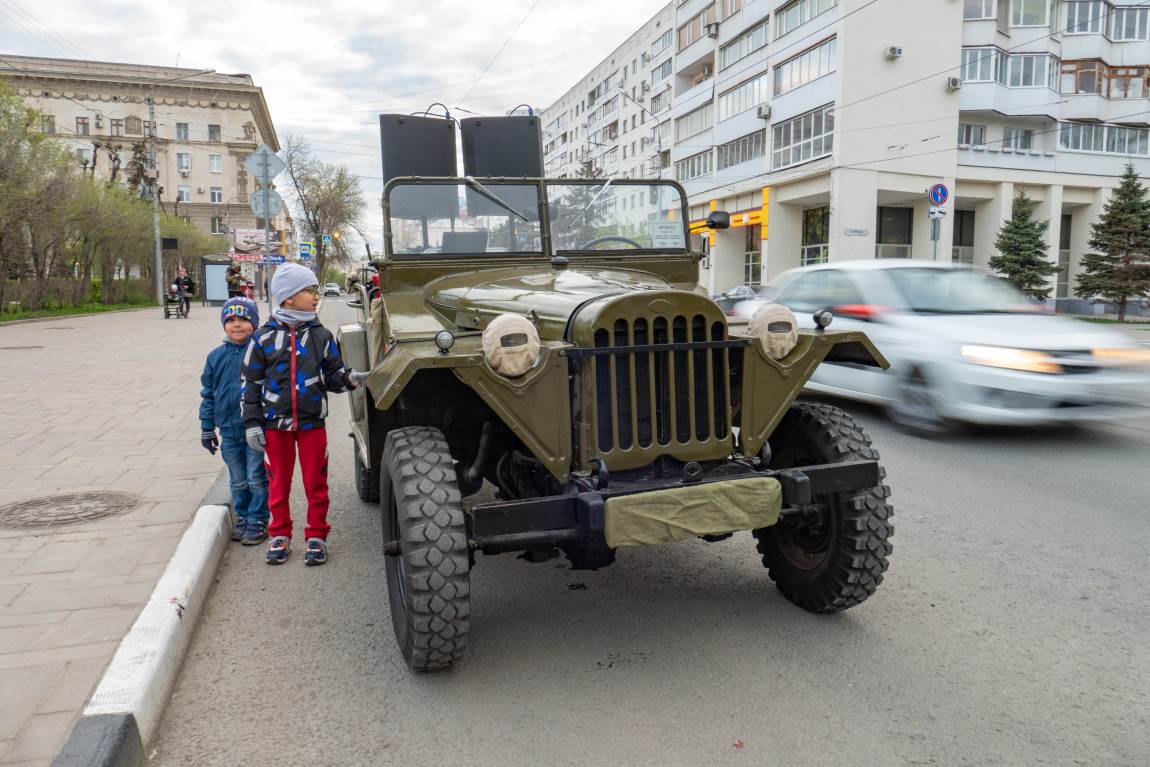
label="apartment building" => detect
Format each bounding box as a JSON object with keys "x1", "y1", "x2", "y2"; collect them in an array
[
  {"x1": 541, "y1": 0, "x2": 1150, "y2": 311},
  {"x1": 1, "y1": 55, "x2": 292, "y2": 252}
]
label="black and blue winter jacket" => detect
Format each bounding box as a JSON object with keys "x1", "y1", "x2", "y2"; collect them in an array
[
  {"x1": 240, "y1": 317, "x2": 355, "y2": 431},
  {"x1": 199, "y1": 339, "x2": 247, "y2": 434}
]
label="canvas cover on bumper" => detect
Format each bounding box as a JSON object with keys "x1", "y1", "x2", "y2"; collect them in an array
[{"x1": 604, "y1": 477, "x2": 782, "y2": 548}]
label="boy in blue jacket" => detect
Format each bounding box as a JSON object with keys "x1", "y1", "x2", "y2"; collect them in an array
[{"x1": 200, "y1": 297, "x2": 269, "y2": 544}]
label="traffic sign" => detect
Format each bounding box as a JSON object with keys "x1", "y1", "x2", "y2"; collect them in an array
[
  {"x1": 929, "y1": 184, "x2": 949, "y2": 205},
  {"x1": 322, "y1": 234, "x2": 332, "y2": 245},
  {"x1": 267, "y1": 254, "x2": 286, "y2": 265},
  {"x1": 928, "y1": 206, "x2": 948, "y2": 219},
  {"x1": 250, "y1": 188, "x2": 283, "y2": 219},
  {"x1": 300, "y1": 242, "x2": 313, "y2": 256},
  {"x1": 242, "y1": 144, "x2": 286, "y2": 181}
]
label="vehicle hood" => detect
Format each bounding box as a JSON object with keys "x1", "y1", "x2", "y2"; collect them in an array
[
  {"x1": 891, "y1": 312, "x2": 1139, "y2": 351},
  {"x1": 424, "y1": 266, "x2": 677, "y2": 336}
]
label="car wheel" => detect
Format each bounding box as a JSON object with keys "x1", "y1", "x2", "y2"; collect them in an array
[
  {"x1": 380, "y1": 426, "x2": 470, "y2": 671},
  {"x1": 753, "y1": 403, "x2": 894, "y2": 613},
  {"x1": 353, "y1": 438, "x2": 380, "y2": 503},
  {"x1": 887, "y1": 368, "x2": 952, "y2": 437}
]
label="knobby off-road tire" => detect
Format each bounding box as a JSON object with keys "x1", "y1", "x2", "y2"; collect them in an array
[
  {"x1": 354, "y1": 438, "x2": 380, "y2": 503},
  {"x1": 380, "y1": 426, "x2": 470, "y2": 671},
  {"x1": 754, "y1": 402, "x2": 894, "y2": 613}
]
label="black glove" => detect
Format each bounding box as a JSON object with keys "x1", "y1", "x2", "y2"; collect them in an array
[{"x1": 201, "y1": 429, "x2": 218, "y2": 455}]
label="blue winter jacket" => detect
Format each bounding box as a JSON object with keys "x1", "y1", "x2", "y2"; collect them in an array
[{"x1": 199, "y1": 338, "x2": 247, "y2": 433}]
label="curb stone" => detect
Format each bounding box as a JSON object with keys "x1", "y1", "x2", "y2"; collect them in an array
[{"x1": 50, "y1": 470, "x2": 232, "y2": 767}]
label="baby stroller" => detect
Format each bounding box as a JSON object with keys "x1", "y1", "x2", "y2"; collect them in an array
[{"x1": 163, "y1": 284, "x2": 187, "y2": 319}]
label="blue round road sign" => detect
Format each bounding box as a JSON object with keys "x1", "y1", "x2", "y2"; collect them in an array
[{"x1": 929, "y1": 184, "x2": 949, "y2": 205}]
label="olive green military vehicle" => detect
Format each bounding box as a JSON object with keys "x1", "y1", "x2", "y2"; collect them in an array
[{"x1": 337, "y1": 114, "x2": 894, "y2": 672}]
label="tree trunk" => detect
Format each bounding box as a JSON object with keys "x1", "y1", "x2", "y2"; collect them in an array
[{"x1": 1117, "y1": 297, "x2": 1127, "y2": 323}]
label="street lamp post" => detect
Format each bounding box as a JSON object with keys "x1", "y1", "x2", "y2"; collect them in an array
[{"x1": 148, "y1": 68, "x2": 215, "y2": 305}]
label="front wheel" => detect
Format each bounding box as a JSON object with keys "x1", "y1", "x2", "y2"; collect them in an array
[
  {"x1": 753, "y1": 403, "x2": 894, "y2": 613},
  {"x1": 380, "y1": 427, "x2": 470, "y2": 671},
  {"x1": 887, "y1": 368, "x2": 952, "y2": 437}
]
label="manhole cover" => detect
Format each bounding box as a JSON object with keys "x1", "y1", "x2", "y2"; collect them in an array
[
  {"x1": 0, "y1": 492, "x2": 141, "y2": 528},
  {"x1": 1, "y1": 346, "x2": 44, "y2": 350}
]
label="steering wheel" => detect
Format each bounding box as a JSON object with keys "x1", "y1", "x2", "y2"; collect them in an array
[{"x1": 579, "y1": 235, "x2": 643, "y2": 250}]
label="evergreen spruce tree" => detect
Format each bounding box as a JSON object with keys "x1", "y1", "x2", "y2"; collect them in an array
[
  {"x1": 1074, "y1": 164, "x2": 1150, "y2": 322},
  {"x1": 989, "y1": 190, "x2": 1059, "y2": 300}
]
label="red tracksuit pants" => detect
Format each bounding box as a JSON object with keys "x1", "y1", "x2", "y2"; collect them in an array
[{"x1": 264, "y1": 428, "x2": 330, "y2": 541}]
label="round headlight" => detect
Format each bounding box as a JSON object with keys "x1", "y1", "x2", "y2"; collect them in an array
[
  {"x1": 434, "y1": 330, "x2": 455, "y2": 352},
  {"x1": 813, "y1": 309, "x2": 834, "y2": 330}
]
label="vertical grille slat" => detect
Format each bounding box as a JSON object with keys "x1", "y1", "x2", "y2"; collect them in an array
[
  {"x1": 672, "y1": 316, "x2": 689, "y2": 444},
  {"x1": 614, "y1": 320, "x2": 633, "y2": 450},
  {"x1": 692, "y1": 315, "x2": 709, "y2": 441},
  {"x1": 711, "y1": 322, "x2": 728, "y2": 439},
  {"x1": 633, "y1": 319, "x2": 652, "y2": 448},
  {"x1": 653, "y1": 317, "x2": 670, "y2": 446},
  {"x1": 594, "y1": 329, "x2": 612, "y2": 452}
]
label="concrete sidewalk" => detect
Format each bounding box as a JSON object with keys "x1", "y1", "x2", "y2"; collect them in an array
[{"x1": 0, "y1": 304, "x2": 230, "y2": 765}]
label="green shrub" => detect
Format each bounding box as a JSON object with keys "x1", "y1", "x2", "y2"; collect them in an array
[{"x1": 89, "y1": 278, "x2": 103, "y2": 304}]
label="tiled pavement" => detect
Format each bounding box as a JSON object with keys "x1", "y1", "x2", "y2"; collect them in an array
[{"x1": 0, "y1": 305, "x2": 235, "y2": 766}]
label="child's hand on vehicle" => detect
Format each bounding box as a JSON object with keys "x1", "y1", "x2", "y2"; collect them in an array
[
  {"x1": 201, "y1": 429, "x2": 218, "y2": 455},
  {"x1": 348, "y1": 370, "x2": 369, "y2": 387}
]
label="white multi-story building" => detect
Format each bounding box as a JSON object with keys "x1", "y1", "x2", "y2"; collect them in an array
[{"x1": 542, "y1": 0, "x2": 1150, "y2": 311}]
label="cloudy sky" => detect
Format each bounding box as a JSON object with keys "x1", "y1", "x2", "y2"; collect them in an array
[{"x1": 0, "y1": 0, "x2": 669, "y2": 248}]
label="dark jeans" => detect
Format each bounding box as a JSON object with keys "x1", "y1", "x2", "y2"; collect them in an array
[{"x1": 219, "y1": 427, "x2": 269, "y2": 522}]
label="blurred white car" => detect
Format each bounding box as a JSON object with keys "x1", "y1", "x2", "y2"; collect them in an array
[{"x1": 750, "y1": 261, "x2": 1150, "y2": 433}]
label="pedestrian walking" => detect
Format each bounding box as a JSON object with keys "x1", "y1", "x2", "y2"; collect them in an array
[
  {"x1": 240, "y1": 264, "x2": 368, "y2": 565},
  {"x1": 200, "y1": 297, "x2": 270, "y2": 545},
  {"x1": 174, "y1": 267, "x2": 196, "y2": 317}
]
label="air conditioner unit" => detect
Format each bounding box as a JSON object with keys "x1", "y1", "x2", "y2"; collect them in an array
[
  {"x1": 641, "y1": 82, "x2": 650, "y2": 94},
  {"x1": 885, "y1": 46, "x2": 902, "y2": 60},
  {"x1": 705, "y1": 23, "x2": 719, "y2": 38},
  {"x1": 179, "y1": 169, "x2": 190, "y2": 177},
  {"x1": 945, "y1": 76, "x2": 962, "y2": 91},
  {"x1": 757, "y1": 104, "x2": 771, "y2": 120},
  {"x1": 94, "y1": 115, "x2": 103, "y2": 128},
  {"x1": 701, "y1": 64, "x2": 713, "y2": 76},
  {"x1": 196, "y1": 187, "x2": 204, "y2": 193}
]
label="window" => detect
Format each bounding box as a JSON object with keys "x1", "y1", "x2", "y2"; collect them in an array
[
  {"x1": 953, "y1": 209, "x2": 976, "y2": 264},
  {"x1": 963, "y1": 0, "x2": 996, "y2": 19},
  {"x1": 653, "y1": 58, "x2": 673, "y2": 81},
  {"x1": 176, "y1": 122, "x2": 189, "y2": 141},
  {"x1": 109, "y1": 118, "x2": 123, "y2": 137},
  {"x1": 772, "y1": 103, "x2": 834, "y2": 169},
  {"x1": 209, "y1": 154, "x2": 222, "y2": 173},
  {"x1": 1061, "y1": 60, "x2": 1108, "y2": 93},
  {"x1": 1057, "y1": 214, "x2": 1071, "y2": 298},
  {"x1": 718, "y1": 71, "x2": 770, "y2": 121},
  {"x1": 958, "y1": 123, "x2": 986, "y2": 145},
  {"x1": 1003, "y1": 127, "x2": 1033, "y2": 149},
  {"x1": 678, "y1": 3, "x2": 717, "y2": 50},
  {"x1": 1065, "y1": 1, "x2": 1104, "y2": 33},
  {"x1": 961, "y1": 47, "x2": 1001, "y2": 82},
  {"x1": 801, "y1": 207, "x2": 830, "y2": 266},
  {"x1": 41, "y1": 115, "x2": 55, "y2": 133},
  {"x1": 674, "y1": 150, "x2": 713, "y2": 181},
  {"x1": 1012, "y1": 0, "x2": 1049, "y2": 26},
  {"x1": 1111, "y1": 7, "x2": 1150, "y2": 40},
  {"x1": 208, "y1": 124, "x2": 221, "y2": 142},
  {"x1": 717, "y1": 129, "x2": 766, "y2": 169},
  {"x1": 1004, "y1": 54, "x2": 1056, "y2": 87},
  {"x1": 650, "y1": 90, "x2": 670, "y2": 113},
  {"x1": 76, "y1": 116, "x2": 89, "y2": 136},
  {"x1": 745, "y1": 224, "x2": 762, "y2": 284},
  {"x1": 675, "y1": 102, "x2": 713, "y2": 141},
  {"x1": 651, "y1": 29, "x2": 673, "y2": 57},
  {"x1": 1110, "y1": 67, "x2": 1149, "y2": 99},
  {"x1": 177, "y1": 153, "x2": 191, "y2": 172},
  {"x1": 177, "y1": 185, "x2": 191, "y2": 202},
  {"x1": 1060, "y1": 121, "x2": 1150, "y2": 155},
  {"x1": 211, "y1": 217, "x2": 226, "y2": 235},
  {"x1": 143, "y1": 120, "x2": 152, "y2": 137},
  {"x1": 76, "y1": 148, "x2": 92, "y2": 164},
  {"x1": 774, "y1": 37, "x2": 836, "y2": 97},
  {"x1": 721, "y1": 18, "x2": 769, "y2": 69},
  {"x1": 776, "y1": 0, "x2": 837, "y2": 38},
  {"x1": 720, "y1": 0, "x2": 742, "y2": 20},
  {"x1": 876, "y1": 207, "x2": 913, "y2": 259},
  {"x1": 210, "y1": 187, "x2": 223, "y2": 203}
]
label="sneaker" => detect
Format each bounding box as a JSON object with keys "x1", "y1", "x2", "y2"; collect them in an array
[
  {"x1": 304, "y1": 538, "x2": 327, "y2": 566},
  {"x1": 266, "y1": 536, "x2": 290, "y2": 564},
  {"x1": 242, "y1": 518, "x2": 268, "y2": 546},
  {"x1": 231, "y1": 517, "x2": 247, "y2": 541}
]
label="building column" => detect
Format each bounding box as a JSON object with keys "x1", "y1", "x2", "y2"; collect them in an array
[
  {"x1": 710, "y1": 227, "x2": 745, "y2": 293},
  {"x1": 764, "y1": 202, "x2": 803, "y2": 279},
  {"x1": 829, "y1": 167, "x2": 878, "y2": 261},
  {"x1": 1067, "y1": 188, "x2": 1105, "y2": 314},
  {"x1": 1032, "y1": 184, "x2": 1063, "y2": 302},
  {"x1": 973, "y1": 181, "x2": 1014, "y2": 269}
]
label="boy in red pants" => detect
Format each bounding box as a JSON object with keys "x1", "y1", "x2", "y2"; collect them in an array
[{"x1": 240, "y1": 264, "x2": 367, "y2": 565}]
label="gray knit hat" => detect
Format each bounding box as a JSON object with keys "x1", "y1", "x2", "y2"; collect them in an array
[{"x1": 272, "y1": 263, "x2": 319, "y2": 306}]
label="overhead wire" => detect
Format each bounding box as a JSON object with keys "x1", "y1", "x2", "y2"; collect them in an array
[{"x1": 456, "y1": 0, "x2": 545, "y2": 109}]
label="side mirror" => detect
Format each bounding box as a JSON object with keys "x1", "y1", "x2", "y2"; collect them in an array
[
  {"x1": 720, "y1": 292, "x2": 729, "y2": 299},
  {"x1": 705, "y1": 211, "x2": 731, "y2": 230}
]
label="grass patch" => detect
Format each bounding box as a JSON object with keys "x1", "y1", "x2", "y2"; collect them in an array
[
  {"x1": 1073, "y1": 316, "x2": 1147, "y2": 324},
  {"x1": 0, "y1": 301, "x2": 154, "y2": 323}
]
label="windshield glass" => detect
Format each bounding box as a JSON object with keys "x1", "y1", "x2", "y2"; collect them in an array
[
  {"x1": 388, "y1": 182, "x2": 542, "y2": 257},
  {"x1": 547, "y1": 182, "x2": 687, "y2": 252},
  {"x1": 885, "y1": 268, "x2": 1042, "y2": 313}
]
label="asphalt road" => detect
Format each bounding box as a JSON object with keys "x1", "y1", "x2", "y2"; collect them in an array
[{"x1": 150, "y1": 298, "x2": 1150, "y2": 766}]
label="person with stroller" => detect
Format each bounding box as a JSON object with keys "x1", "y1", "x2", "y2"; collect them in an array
[{"x1": 174, "y1": 267, "x2": 195, "y2": 317}]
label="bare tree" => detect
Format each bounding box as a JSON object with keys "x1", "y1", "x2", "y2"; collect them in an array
[{"x1": 281, "y1": 133, "x2": 366, "y2": 280}]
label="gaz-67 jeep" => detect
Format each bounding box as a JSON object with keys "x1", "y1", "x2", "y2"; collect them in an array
[{"x1": 337, "y1": 114, "x2": 894, "y2": 671}]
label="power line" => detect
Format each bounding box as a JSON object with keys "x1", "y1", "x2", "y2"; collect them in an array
[
  {"x1": 457, "y1": 0, "x2": 544, "y2": 108},
  {"x1": 0, "y1": 0, "x2": 94, "y2": 60}
]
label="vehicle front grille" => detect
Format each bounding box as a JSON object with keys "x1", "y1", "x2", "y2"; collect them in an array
[{"x1": 591, "y1": 314, "x2": 730, "y2": 456}]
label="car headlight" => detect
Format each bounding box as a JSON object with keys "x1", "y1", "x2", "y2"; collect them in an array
[
  {"x1": 1091, "y1": 348, "x2": 1150, "y2": 367},
  {"x1": 961, "y1": 345, "x2": 1062, "y2": 374}
]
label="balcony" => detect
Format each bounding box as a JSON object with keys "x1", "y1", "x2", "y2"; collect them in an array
[
  {"x1": 959, "y1": 81, "x2": 1060, "y2": 119},
  {"x1": 1061, "y1": 92, "x2": 1150, "y2": 124}
]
